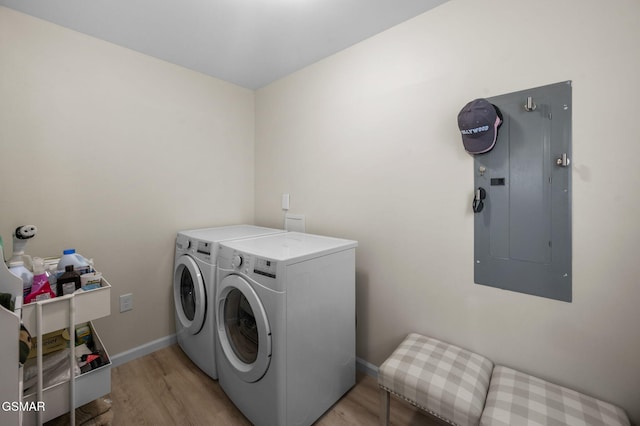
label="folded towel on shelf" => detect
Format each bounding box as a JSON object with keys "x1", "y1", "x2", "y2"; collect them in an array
[{"x1": 23, "y1": 344, "x2": 92, "y2": 394}]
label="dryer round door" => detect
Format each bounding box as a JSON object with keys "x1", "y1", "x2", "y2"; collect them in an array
[
  {"x1": 217, "y1": 274, "x2": 271, "y2": 383},
  {"x1": 174, "y1": 254, "x2": 206, "y2": 335}
]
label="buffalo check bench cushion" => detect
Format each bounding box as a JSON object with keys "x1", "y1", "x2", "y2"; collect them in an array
[
  {"x1": 480, "y1": 366, "x2": 630, "y2": 426},
  {"x1": 378, "y1": 333, "x2": 494, "y2": 426}
]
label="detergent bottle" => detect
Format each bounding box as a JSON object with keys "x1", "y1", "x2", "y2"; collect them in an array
[
  {"x1": 57, "y1": 249, "x2": 91, "y2": 275},
  {"x1": 25, "y1": 257, "x2": 56, "y2": 303}
]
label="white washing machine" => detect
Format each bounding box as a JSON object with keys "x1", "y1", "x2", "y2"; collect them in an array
[
  {"x1": 173, "y1": 225, "x2": 285, "y2": 380},
  {"x1": 215, "y1": 232, "x2": 358, "y2": 425}
]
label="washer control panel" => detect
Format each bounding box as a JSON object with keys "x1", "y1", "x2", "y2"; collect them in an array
[
  {"x1": 175, "y1": 235, "x2": 191, "y2": 251},
  {"x1": 231, "y1": 254, "x2": 243, "y2": 269},
  {"x1": 254, "y1": 258, "x2": 277, "y2": 279},
  {"x1": 230, "y1": 252, "x2": 277, "y2": 279},
  {"x1": 176, "y1": 235, "x2": 212, "y2": 263}
]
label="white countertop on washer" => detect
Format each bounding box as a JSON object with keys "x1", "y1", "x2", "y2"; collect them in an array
[{"x1": 220, "y1": 231, "x2": 357, "y2": 262}]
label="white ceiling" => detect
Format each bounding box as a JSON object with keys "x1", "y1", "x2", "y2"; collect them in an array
[{"x1": 0, "y1": 0, "x2": 448, "y2": 89}]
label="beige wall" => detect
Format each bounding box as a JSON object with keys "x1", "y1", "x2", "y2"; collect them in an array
[
  {"x1": 255, "y1": 0, "x2": 640, "y2": 421},
  {"x1": 0, "y1": 7, "x2": 255, "y2": 355}
]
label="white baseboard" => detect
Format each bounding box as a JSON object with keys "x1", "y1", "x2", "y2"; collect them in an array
[
  {"x1": 356, "y1": 356, "x2": 378, "y2": 378},
  {"x1": 111, "y1": 334, "x2": 379, "y2": 381},
  {"x1": 110, "y1": 334, "x2": 177, "y2": 368}
]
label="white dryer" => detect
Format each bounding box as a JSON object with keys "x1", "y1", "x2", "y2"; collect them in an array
[
  {"x1": 216, "y1": 232, "x2": 358, "y2": 425},
  {"x1": 173, "y1": 225, "x2": 285, "y2": 380}
]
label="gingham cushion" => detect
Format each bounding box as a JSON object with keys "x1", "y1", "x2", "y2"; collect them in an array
[
  {"x1": 480, "y1": 366, "x2": 630, "y2": 426},
  {"x1": 378, "y1": 333, "x2": 493, "y2": 426}
]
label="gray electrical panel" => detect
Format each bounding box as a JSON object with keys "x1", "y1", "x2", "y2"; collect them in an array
[{"x1": 474, "y1": 81, "x2": 572, "y2": 302}]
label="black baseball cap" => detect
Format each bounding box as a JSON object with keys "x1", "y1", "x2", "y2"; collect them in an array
[{"x1": 457, "y1": 99, "x2": 502, "y2": 154}]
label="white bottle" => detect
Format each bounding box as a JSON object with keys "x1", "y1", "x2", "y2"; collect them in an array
[
  {"x1": 9, "y1": 260, "x2": 34, "y2": 297},
  {"x1": 57, "y1": 249, "x2": 91, "y2": 275}
]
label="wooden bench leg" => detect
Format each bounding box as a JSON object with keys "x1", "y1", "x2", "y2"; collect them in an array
[{"x1": 379, "y1": 387, "x2": 390, "y2": 426}]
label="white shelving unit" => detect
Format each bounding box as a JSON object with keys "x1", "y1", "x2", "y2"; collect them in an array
[
  {"x1": 0, "y1": 252, "x2": 111, "y2": 426},
  {"x1": 0, "y1": 262, "x2": 22, "y2": 426}
]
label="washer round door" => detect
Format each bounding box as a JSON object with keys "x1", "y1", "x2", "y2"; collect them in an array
[
  {"x1": 174, "y1": 254, "x2": 206, "y2": 335},
  {"x1": 217, "y1": 274, "x2": 271, "y2": 383}
]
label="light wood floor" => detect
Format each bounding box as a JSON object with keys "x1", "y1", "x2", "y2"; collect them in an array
[{"x1": 107, "y1": 344, "x2": 440, "y2": 425}]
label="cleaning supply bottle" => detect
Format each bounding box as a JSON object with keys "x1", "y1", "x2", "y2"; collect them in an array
[
  {"x1": 57, "y1": 249, "x2": 91, "y2": 275},
  {"x1": 57, "y1": 265, "x2": 81, "y2": 296},
  {"x1": 9, "y1": 260, "x2": 34, "y2": 297},
  {"x1": 25, "y1": 257, "x2": 56, "y2": 303},
  {"x1": 46, "y1": 264, "x2": 58, "y2": 296}
]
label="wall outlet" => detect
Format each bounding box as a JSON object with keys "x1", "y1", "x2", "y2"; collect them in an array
[{"x1": 120, "y1": 293, "x2": 133, "y2": 313}]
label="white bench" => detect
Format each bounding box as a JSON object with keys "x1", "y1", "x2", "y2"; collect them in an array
[{"x1": 378, "y1": 333, "x2": 630, "y2": 426}]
